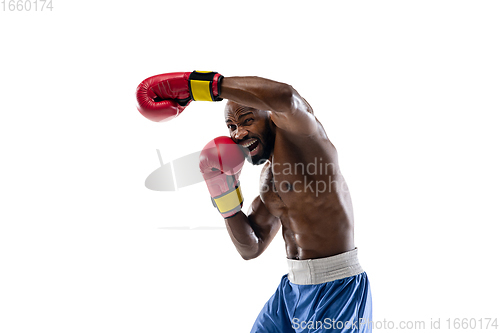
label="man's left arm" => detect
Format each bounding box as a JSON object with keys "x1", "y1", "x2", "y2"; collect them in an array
[{"x1": 220, "y1": 76, "x2": 318, "y2": 136}]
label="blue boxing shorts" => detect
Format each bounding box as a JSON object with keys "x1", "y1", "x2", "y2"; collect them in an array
[{"x1": 250, "y1": 248, "x2": 372, "y2": 333}]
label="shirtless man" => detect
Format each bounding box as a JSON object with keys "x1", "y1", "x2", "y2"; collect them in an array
[{"x1": 136, "y1": 71, "x2": 373, "y2": 332}]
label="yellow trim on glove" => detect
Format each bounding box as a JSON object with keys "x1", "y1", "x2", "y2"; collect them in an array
[
  {"x1": 190, "y1": 80, "x2": 212, "y2": 101},
  {"x1": 214, "y1": 186, "x2": 244, "y2": 214}
]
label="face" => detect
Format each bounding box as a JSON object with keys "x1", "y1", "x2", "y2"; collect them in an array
[{"x1": 225, "y1": 101, "x2": 275, "y2": 165}]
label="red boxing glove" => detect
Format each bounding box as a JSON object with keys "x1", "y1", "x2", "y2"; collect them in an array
[
  {"x1": 136, "y1": 71, "x2": 223, "y2": 122},
  {"x1": 199, "y1": 137, "x2": 246, "y2": 218}
]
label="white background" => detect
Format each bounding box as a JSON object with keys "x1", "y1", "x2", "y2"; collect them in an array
[{"x1": 1, "y1": 0, "x2": 499, "y2": 332}]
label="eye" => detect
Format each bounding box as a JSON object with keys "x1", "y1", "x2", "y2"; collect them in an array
[
  {"x1": 244, "y1": 118, "x2": 254, "y2": 125},
  {"x1": 227, "y1": 124, "x2": 236, "y2": 131}
]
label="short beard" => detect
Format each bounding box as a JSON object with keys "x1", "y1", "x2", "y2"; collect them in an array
[
  {"x1": 249, "y1": 120, "x2": 274, "y2": 165},
  {"x1": 248, "y1": 142, "x2": 271, "y2": 165}
]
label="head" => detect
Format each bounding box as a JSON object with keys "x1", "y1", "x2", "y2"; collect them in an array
[{"x1": 224, "y1": 101, "x2": 276, "y2": 165}]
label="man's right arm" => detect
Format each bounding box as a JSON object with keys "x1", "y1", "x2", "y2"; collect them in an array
[
  {"x1": 224, "y1": 196, "x2": 281, "y2": 260},
  {"x1": 220, "y1": 76, "x2": 318, "y2": 136}
]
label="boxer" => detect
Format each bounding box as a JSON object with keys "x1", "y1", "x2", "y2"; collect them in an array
[{"x1": 137, "y1": 71, "x2": 373, "y2": 332}]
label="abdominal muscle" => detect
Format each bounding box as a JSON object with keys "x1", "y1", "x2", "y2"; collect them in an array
[
  {"x1": 280, "y1": 214, "x2": 354, "y2": 260},
  {"x1": 259, "y1": 162, "x2": 355, "y2": 260}
]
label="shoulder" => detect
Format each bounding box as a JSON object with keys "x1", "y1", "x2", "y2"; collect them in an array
[
  {"x1": 274, "y1": 116, "x2": 331, "y2": 148},
  {"x1": 259, "y1": 160, "x2": 273, "y2": 184}
]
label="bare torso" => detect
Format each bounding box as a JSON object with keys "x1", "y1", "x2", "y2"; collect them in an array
[
  {"x1": 219, "y1": 75, "x2": 356, "y2": 261},
  {"x1": 259, "y1": 124, "x2": 355, "y2": 260}
]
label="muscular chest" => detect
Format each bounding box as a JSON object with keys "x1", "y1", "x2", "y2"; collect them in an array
[
  {"x1": 259, "y1": 159, "x2": 311, "y2": 218},
  {"x1": 258, "y1": 132, "x2": 340, "y2": 217},
  {"x1": 259, "y1": 162, "x2": 285, "y2": 217}
]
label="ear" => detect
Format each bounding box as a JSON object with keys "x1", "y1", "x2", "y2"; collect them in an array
[{"x1": 266, "y1": 112, "x2": 277, "y2": 132}]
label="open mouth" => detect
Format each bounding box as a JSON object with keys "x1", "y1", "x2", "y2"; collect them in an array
[{"x1": 241, "y1": 138, "x2": 259, "y2": 153}]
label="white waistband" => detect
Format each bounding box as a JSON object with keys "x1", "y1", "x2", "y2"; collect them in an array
[{"x1": 287, "y1": 248, "x2": 364, "y2": 285}]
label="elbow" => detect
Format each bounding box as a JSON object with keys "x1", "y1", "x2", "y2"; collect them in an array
[
  {"x1": 270, "y1": 83, "x2": 300, "y2": 112},
  {"x1": 241, "y1": 254, "x2": 260, "y2": 261},
  {"x1": 241, "y1": 254, "x2": 256, "y2": 261},
  {"x1": 278, "y1": 83, "x2": 295, "y2": 104},
  {"x1": 240, "y1": 250, "x2": 260, "y2": 261},
  {"x1": 239, "y1": 246, "x2": 263, "y2": 261}
]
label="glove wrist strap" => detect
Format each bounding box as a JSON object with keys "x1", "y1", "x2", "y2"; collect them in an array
[
  {"x1": 211, "y1": 182, "x2": 244, "y2": 215},
  {"x1": 189, "y1": 71, "x2": 224, "y2": 102}
]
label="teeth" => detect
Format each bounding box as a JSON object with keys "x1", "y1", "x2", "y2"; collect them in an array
[{"x1": 242, "y1": 139, "x2": 257, "y2": 148}]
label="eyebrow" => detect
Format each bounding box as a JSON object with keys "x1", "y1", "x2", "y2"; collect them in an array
[{"x1": 225, "y1": 111, "x2": 254, "y2": 123}]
